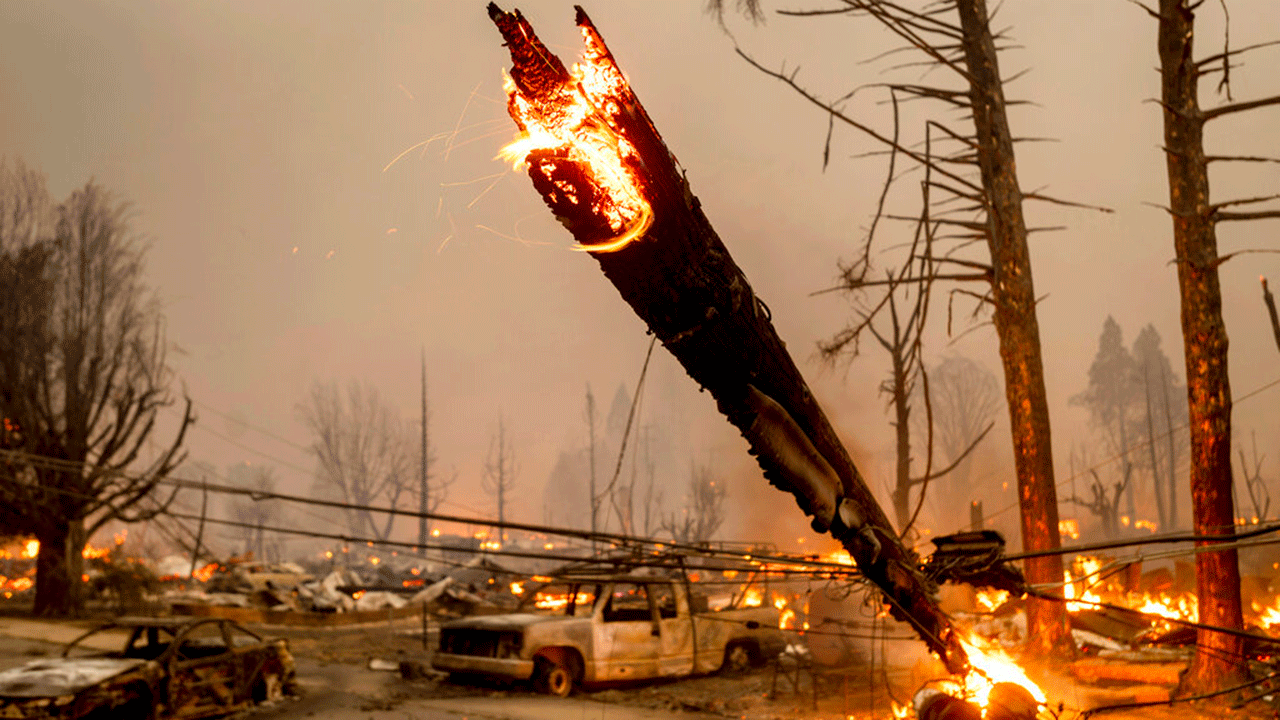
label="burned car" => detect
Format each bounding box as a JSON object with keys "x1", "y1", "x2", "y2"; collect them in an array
[
  {"x1": 0, "y1": 616, "x2": 297, "y2": 719},
  {"x1": 432, "y1": 574, "x2": 786, "y2": 696}
]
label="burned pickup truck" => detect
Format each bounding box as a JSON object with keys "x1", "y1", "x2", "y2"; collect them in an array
[{"x1": 432, "y1": 574, "x2": 785, "y2": 696}]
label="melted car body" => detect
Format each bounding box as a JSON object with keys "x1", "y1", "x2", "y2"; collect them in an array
[{"x1": 0, "y1": 617, "x2": 296, "y2": 719}]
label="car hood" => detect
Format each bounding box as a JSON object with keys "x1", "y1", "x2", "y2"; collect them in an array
[
  {"x1": 443, "y1": 613, "x2": 567, "y2": 631},
  {"x1": 0, "y1": 658, "x2": 148, "y2": 698}
]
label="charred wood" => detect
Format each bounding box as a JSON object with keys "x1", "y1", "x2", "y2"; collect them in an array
[{"x1": 487, "y1": 3, "x2": 967, "y2": 673}]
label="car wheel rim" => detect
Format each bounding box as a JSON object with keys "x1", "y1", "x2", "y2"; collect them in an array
[{"x1": 547, "y1": 667, "x2": 571, "y2": 697}]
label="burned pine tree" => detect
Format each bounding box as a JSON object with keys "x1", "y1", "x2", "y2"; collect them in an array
[
  {"x1": 1147, "y1": 0, "x2": 1280, "y2": 692},
  {"x1": 487, "y1": 4, "x2": 968, "y2": 672},
  {"x1": 731, "y1": 0, "x2": 1101, "y2": 657}
]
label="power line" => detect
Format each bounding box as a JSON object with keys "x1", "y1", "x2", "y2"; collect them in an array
[
  {"x1": 981, "y1": 372, "x2": 1280, "y2": 526},
  {"x1": 0, "y1": 447, "x2": 867, "y2": 575}
]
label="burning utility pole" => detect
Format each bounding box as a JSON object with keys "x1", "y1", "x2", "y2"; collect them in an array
[{"x1": 487, "y1": 4, "x2": 967, "y2": 672}]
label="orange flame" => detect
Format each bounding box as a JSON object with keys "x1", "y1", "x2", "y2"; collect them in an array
[
  {"x1": 975, "y1": 589, "x2": 1010, "y2": 613},
  {"x1": 498, "y1": 32, "x2": 653, "y2": 254},
  {"x1": 191, "y1": 562, "x2": 218, "y2": 583},
  {"x1": 1133, "y1": 592, "x2": 1198, "y2": 622},
  {"x1": 956, "y1": 632, "x2": 1047, "y2": 711},
  {"x1": 1255, "y1": 598, "x2": 1280, "y2": 630}
]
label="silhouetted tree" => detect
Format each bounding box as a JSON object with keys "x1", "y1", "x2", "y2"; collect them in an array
[
  {"x1": 1132, "y1": 324, "x2": 1186, "y2": 530},
  {"x1": 1073, "y1": 317, "x2": 1142, "y2": 519},
  {"x1": 0, "y1": 161, "x2": 193, "y2": 615},
  {"x1": 225, "y1": 463, "x2": 280, "y2": 562},
  {"x1": 483, "y1": 414, "x2": 518, "y2": 543},
  {"x1": 297, "y1": 380, "x2": 414, "y2": 542},
  {"x1": 660, "y1": 463, "x2": 726, "y2": 544},
  {"x1": 911, "y1": 355, "x2": 1001, "y2": 526}
]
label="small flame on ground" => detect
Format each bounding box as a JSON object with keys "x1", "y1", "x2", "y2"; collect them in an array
[
  {"x1": 957, "y1": 632, "x2": 1047, "y2": 710},
  {"x1": 191, "y1": 562, "x2": 218, "y2": 583}
]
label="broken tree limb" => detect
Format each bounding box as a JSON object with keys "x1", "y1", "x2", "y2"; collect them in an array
[{"x1": 486, "y1": 3, "x2": 967, "y2": 674}]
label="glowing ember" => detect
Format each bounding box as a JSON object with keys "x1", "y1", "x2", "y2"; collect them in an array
[
  {"x1": 534, "y1": 591, "x2": 593, "y2": 611},
  {"x1": 497, "y1": 32, "x2": 653, "y2": 254},
  {"x1": 742, "y1": 587, "x2": 764, "y2": 607},
  {"x1": 191, "y1": 562, "x2": 218, "y2": 583},
  {"x1": 21, "y1": 540, "x2": 38, "y2": 559},
  {"x1": 779, "y1": 608, "x2": 796, "y2": 630},
  {"x1": 1058, "y1": 519, "x2": 1079, "y2": 540},
  {"x1": 510, "y1": 581, "x2": 525, "y2": 595},
  {"x1": 975, "y1": 589, "x2": 1010, "y2": 613},
  {"x1": 82, "y1": 543, "x2": 112, "y2": 560},
  {"x1": 1254, "y1": 598, "x2": 1280, "y2": 630}
]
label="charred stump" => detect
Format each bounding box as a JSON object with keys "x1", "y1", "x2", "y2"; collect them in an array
[{"x1": 487, "y1": 4, "x2": 967, "y2": 673}]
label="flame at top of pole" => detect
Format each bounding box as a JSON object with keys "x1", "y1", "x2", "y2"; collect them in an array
[{"x1": 489, "y1": 3, "x2": 653, "y2": 253}]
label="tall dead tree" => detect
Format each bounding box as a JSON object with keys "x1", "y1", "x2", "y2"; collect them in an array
[
  {"x1": 487, "y1": 4, "x2": 968, "y2": 672},
  {"x1": 730, "y1": 0, "x2": 1091, "y2": 656},
  {"x1": 1145, "y1": 0, "x2": 1280, "y2": 692},
  {"x1": 483, "y1": 414, "x2": 518, "y2": 543}
]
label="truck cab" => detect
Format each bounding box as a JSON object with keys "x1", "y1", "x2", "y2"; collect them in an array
[{"x1": 432, "y1": 575, "x2": 784, "y2": 696}]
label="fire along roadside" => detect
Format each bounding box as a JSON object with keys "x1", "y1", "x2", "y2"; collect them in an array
[{"x1": 485, "y1": 3, "x2": 968, "y2": 674}]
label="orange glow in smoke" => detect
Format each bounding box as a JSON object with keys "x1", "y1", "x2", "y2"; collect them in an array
[{"x1": 497, "y1": 31, "x2": 653, "y2": 254}]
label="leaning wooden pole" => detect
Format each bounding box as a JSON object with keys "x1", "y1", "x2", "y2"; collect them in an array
[{"x1": 487, "y1": 4, "x2": 967, "y2": 673}]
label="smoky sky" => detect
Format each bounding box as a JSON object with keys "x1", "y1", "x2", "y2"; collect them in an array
[{"x1": 2, "y1": 0, "x2": 1278, "y2": 544}]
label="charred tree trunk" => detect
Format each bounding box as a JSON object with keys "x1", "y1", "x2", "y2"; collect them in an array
[
  {"x1": 488, "y1": 4, "x2": 967, "y2": 673},
  {"x1": 1157, "y1": 0, "x2": 1247, "y2": 693},
  {"x1": 1264, "y1": 278, "x2": 1280, "y2": 353},
  {"x1": 34, "y1": 516, "x2": 85, "y2": 616},
  {"x1": 954, "y1": 0, "x2": 1072, "y2": 658}
]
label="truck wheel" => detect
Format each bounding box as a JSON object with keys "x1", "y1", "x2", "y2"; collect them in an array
[
  {"x1": 534, "y1": 657, "x2": 574, "y2": 697},
  {"x1": 723, "y1": 642, "x2": 755, "y2": 674}
]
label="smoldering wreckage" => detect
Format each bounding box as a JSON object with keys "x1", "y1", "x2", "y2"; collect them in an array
[
  {"x1": 9, "y1": 526, "x2": 1280, "y2": 720},
  {"x1": 2, "y1": 3, "x2": 1278, "y2": 720}
]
